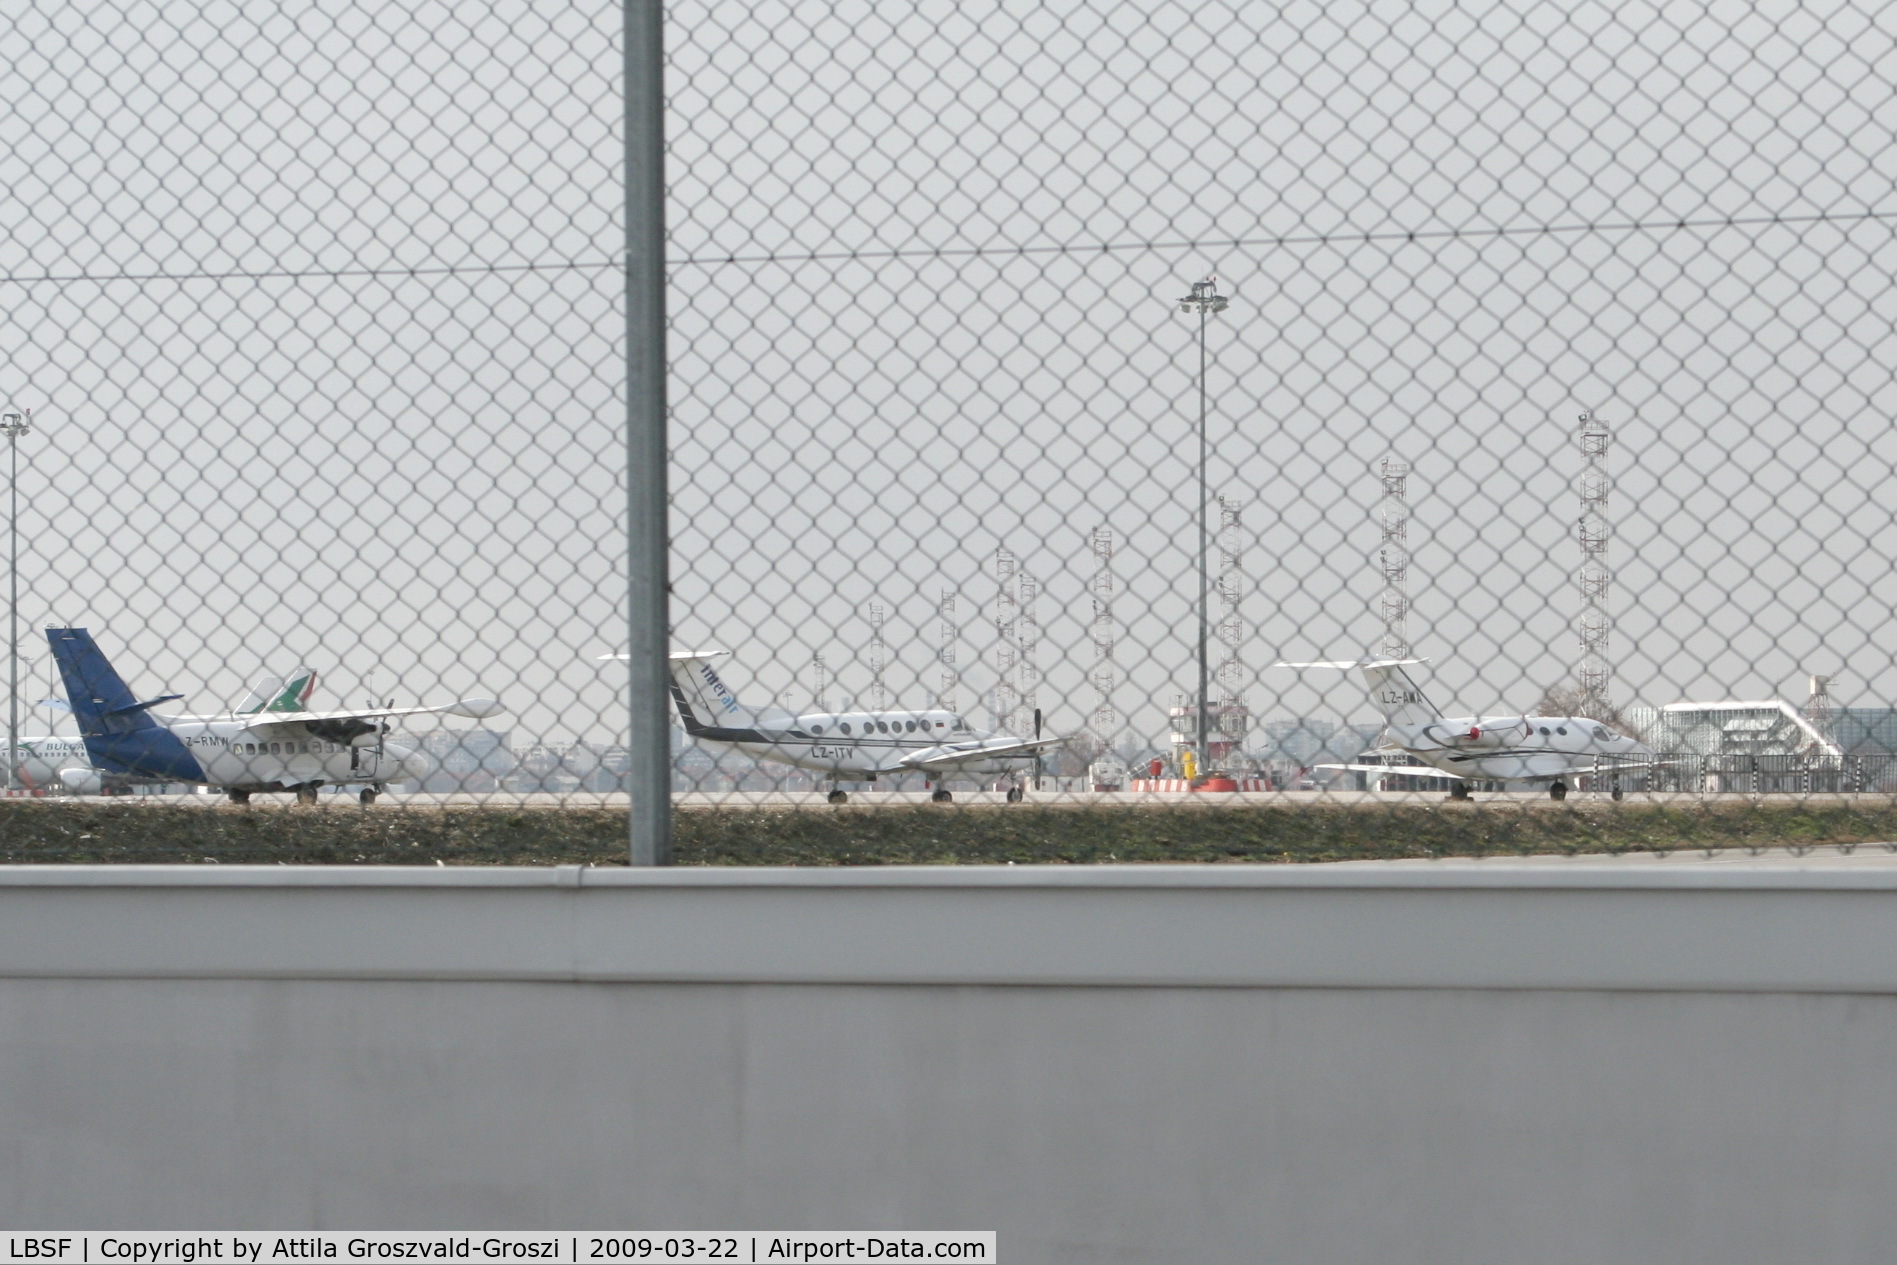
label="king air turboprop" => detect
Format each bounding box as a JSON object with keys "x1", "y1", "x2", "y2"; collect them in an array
[
  {"x1": 40, "y1": 628, "x2": 505, "y2": 804},
  {"x1": 1276, "y1": 657, "x2": 1655, "y2": 800},
  {"x1": 638, "y1": 650, "x2": 1059, "y2": 803}
]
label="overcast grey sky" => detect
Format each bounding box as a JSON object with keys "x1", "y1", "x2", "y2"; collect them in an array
[{"x1": 6, "y1": 0, "x2": 1897, "y2": 749}]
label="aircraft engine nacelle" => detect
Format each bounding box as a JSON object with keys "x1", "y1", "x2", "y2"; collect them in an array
[
  {"x1": 1420, "y1": 722, "x2": 1513, "y2": 750},
  {"x1": 57, "y1": 767, "x2": 104, "y2": 795}
]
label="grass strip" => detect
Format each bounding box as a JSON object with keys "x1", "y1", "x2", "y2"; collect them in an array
[{"x1": 1, "y1": 800, "x2": 1894, "y2": 865}]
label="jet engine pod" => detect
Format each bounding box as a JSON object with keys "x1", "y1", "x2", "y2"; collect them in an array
[
  {"x1": 1422, "y1": 722, "x2": 1508, "y2": 750},
  {"x1": 58, "y1": 767, "x2": 104, "y2": 795}
]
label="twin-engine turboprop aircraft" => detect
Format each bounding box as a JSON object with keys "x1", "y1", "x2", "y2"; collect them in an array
[
  {"x1": 37, "y1": 628, "x2": 505, "y2": 804},
  {"x1": 620, "y1": 649, "x2": 1059, "y2": 803},
  {"x1": 1276, "y1": 657, "x2": 1656, "y2": 800}
]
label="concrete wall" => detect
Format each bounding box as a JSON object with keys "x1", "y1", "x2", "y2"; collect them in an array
[{"x1": 5, "y1": 861, "x2": 1897, "y2": 1262}]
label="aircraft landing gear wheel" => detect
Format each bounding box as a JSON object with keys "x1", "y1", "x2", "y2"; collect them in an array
[
  {"x1": 359, "y1": 788, "x2": 378, "y2": 806},
  {"x1": 1448, "y1": 782, "x2": 1470, "y2": 801},
  {"x1": 296, "y1": 786, "x2": 318, "y2": 806},
  {"x1": 228, "y1": 789, "x2": 250, "y2": 805},
  {"x1": 1611, "y1": 783, "x2": 1624, "y2": 802},
  {"x1": 931, "y1": 788, "x2": 953, "y2": 803},
  {"x1": 1550, "y1": 781, "x2": 1568, "y2": 802},
  {"x1": 827, "y1": 789, "x2": 848, "y2": 805},
  {"x1": 1005, "y1": 786, "x2": 1024, "y2": 803}
]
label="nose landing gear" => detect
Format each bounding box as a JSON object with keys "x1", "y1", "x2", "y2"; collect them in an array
[
  {"x1": 359, "y1": 787, "x2": 379, "y2": 806},
  {"x1": 227, "y1": 789, "x2": 250, "y2": 805},
  {"x1": 1448, "y1": 781, "x2": 1471, "y2": 801},
  {"x1": 1549, "y1": 781, "x2": 1569, "y2": 802}
]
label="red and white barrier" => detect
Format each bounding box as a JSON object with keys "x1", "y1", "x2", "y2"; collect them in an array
[{"x1": 1126, "y1": 779, "x2": 1270, "y2": 793}]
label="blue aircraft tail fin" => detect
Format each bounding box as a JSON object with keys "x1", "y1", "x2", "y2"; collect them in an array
[{"x1": 47, "y1": 628, "x2": 161, "y2": 736}]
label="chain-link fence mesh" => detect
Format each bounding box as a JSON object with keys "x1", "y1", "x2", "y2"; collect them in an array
[{"x1": 6, "y1": 1, "x2": 1897, "y2": 819}]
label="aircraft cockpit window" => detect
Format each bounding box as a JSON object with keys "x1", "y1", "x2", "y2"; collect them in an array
[{"x1": 1592, "y1": 726, "x2": 1611, "y2": 740}]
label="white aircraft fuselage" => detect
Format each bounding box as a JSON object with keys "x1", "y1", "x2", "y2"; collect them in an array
[
  {"x1": 1383, "y1": 714, "x2": 1646, "y2": 783},
  {"x1": 1279, "y1": 657, "x2": 1655, "y2": 797},
  {"x1": 10, "y1": 723, "x2": 423, "y2": 794},
  {"x1": 660, "y1": 651, "x2": 1055, "y2": 786}
]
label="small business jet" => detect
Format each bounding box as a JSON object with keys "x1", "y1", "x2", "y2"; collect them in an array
[
  {"x1": 39, "y1": 628, "x2": 505, "y2": 804},
  {"x1": 13, "y1": 663, "x2": 322, "y2": 795},
  {"x1": 609, "y1": 649, "x2": 1059, "y2": 803},
  {"x1": 1275, "y1": 656, "x2": 1655, "y2": 800}
]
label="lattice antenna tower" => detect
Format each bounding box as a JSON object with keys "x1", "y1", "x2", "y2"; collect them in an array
[
  {"x1": 994, "y1": 548, "x2": 1019, "y2": 732},
  {"x1": 867, "y1": 602, "x2": 886, "y2": 712},
  {"x1": 812, "y1": 652, "x2": 827, "y2": 712},
  {"x1": 1090, "y1": 526, "x2": 1114, "y2": 746},
  {"x1": 937, "y1": 588, "x2": 956, "y2": 712},
  {"x1": 1216, "y1": 498, "x2": 1243, "y2": 705},
  {"x1": 1378, "y1": 459, "x2": 1410, "y2": 660},
  {"x1": 1576, "y1": 413, "x2": 1612, "y2": 718},
  {"x1": 1018, "y1": 569, "x2": 1040, "y2": 729}
]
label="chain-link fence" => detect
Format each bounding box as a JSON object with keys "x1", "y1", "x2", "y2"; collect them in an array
[{"x1": 6, "y1": 2, "x2": 1897, "y2": 836}]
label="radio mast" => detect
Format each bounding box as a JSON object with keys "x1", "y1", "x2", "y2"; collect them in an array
[
  {"x1": 1577, "y1": 413, "x2": 1611, "y2": 718},
  {"x1": 867, "y1": 602, "x2": 886, "y2": 712},
  {"x1": 994, "y1": 548, "x2": 1018, "y2": 733},
  {"x1": 1018, "y1": 569, "x2": 1039, "y2": 729},
  {"x1": 1378, "y1": 459, "x2": 1410, "y2": 660},
  {"x1": 1217, "y1": 498, "x2": 1243, "y2": 704},
  {"x1": 937, "y1": 588, "x2": 956, "y2": 712}
]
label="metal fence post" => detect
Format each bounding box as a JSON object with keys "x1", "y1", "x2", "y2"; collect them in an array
[{"x1": 626, "y1": 0, "x2": 671, "y2": 864}]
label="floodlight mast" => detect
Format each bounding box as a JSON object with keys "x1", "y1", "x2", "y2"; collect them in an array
[{"x1": 1176, "y1": 276, "x2": 1229, "y2": 779}]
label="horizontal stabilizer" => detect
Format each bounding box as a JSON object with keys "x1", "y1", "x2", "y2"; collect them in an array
[
  {"x1": 1274, "y1": 658, "x2": 1429, "y2": 669},
  {"x1": 105, "y1": 694, "x2": 185, "y2": 717}
]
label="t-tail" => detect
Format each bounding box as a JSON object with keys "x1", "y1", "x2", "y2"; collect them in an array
[
  {"x1": 667, "y1": 650, "x2": 766, "y2": 738},
  {"x1": 1359, "y1": 660, "x2": 1441, "y2": 727},
  {"x1": 46, "y1": 628, "x2": 185, "y2": 736},
  {"x1": 1275, "y1": 656, "x2": 1442, "y2": 727}
]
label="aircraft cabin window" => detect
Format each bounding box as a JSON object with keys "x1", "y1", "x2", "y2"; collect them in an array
[
  {"x1": 905, "y1": 720, "x2": 915, "y2": 732},
  {"x1": 876, "y1": 721, "x2": 887, "y2": 733},
  {"x1": 1556, "y1": 728, "x2": 1567, "y2": 736},
  {"x1": 811, "y1": 725, "x2": 823, "y2": 735},
  {"x1": 840, "y1": 723, "x2": 851, "y2": 735},
  {"x1": 1537, "y1": 727, "x2": 1550, "y2": 736}
]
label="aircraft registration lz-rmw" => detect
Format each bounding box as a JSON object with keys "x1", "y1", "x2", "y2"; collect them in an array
[
  {"x1": 30, "y1": 628, "x2": 505, "y2": 804},
  {"x1": 608, "y1": 649, "x2": 1060, "y2": 803},
  {"x1": 1276, "y1": 656, "x2": 1657, "y2": 800},
  {"x1": 14, "y1": 662, "x2": 324, "y2": 795}
]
